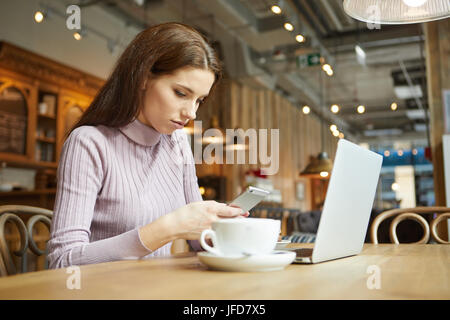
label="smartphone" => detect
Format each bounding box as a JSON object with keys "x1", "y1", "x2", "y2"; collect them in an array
[{"x1": 229, "y1": 186, "x2": 271, "y2": 213}]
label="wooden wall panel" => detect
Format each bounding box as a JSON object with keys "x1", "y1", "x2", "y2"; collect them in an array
[{"x1": 195, "y1": 79, "x2": 338, "y2": 207}]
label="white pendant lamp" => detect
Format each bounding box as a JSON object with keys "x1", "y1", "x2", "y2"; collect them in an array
[{"x1": 343, "y1": 0, "x2": 450, "y2": 24}]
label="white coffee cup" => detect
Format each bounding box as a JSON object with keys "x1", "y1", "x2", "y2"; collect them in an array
[{"x1": 200, "y1": 218, "x2": 280, "y2": 256}]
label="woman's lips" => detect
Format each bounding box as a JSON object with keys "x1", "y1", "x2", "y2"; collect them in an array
[{"x1": 170, "y1": 120, "x2": 185, "y2": 129}]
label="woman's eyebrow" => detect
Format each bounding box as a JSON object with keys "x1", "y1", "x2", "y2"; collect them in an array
[{"x1": 175, "y1": 83, "x2": 208, "y2": 97}]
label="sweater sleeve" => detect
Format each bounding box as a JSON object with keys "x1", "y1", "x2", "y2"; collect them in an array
[
  {"x1": 177, "y1": 130, "x2": 204, "y2": 252},
  {"x1": 47, "y1": 128, "x2": 152, "y2": 269}
]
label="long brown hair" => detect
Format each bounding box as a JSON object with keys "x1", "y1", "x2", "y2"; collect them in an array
[{"x1": 70, "y1": 22, "x2": 222, "y2": 133}]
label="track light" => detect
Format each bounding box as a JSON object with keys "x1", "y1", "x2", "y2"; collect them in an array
[
  {"x1": 34, "y1": 10, "x2": 45, "y2": 23},
  {"x1": 302, "y1": 105, "x2": 310, "y2": 114},
  {"x1": 330, "y1": 104, "x2": 340, "y2": 113},
  {"x1": 295, "y1": 34, "x2": 305, "y2": 43},
  {"x1": 284, "y1": 22, "x2": 294, "y2": 31},
  {"x1": 271, "y1": 5, "x2": 282, "y2": 14},
  {"x1": 73, "y1": 29, "x2": 86, "y2": 40},
  {"x1": 357, "y1": 105, "x2": 365, "y2": 114}
]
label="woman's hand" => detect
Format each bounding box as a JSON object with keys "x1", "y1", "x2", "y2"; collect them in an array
[
  {"x1": 138, "y1": 201, "x2": 249, "y2": 251},
  {"x1": 169, "y1": 200, "x2": 247, "y2": 240}
]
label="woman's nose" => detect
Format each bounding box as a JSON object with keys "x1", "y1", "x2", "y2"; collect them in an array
[{"x1": 183, "y1": 104, "x2": 196, "y2": 120}]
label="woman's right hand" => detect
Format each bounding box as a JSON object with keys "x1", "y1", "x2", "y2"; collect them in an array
[{"x1": 169, "y1": 200, "x2": 244, "y2": 240}]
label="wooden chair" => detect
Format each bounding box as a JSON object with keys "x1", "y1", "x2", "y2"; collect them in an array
[
  {"x1": 370, "y1": 207, "x2": 450, "y2": 244},
  {"x1": 0, "y1": 205, "x2": 53, "y2": 277}
]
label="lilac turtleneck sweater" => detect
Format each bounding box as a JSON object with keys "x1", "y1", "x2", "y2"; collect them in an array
[{"x1": 47, "y1": 119, "x2": 202, "y2": 269}]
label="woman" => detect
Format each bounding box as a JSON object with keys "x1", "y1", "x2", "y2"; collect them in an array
[{"x1": 48, "y1": 22, "x2": 246, "y2": 269}]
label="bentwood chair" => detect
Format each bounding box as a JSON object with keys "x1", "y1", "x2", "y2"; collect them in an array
[
  {"x1": 0, "y1": 205, "x2": 53, "y2": 277},
  {"x1": 370, "y1": 207, "x2": 450, "y2": 244}
]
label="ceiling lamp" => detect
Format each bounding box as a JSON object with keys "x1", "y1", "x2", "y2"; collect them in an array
[
  {"x1": 300, "y1": 152, "x2": 334, "y2": 177},
  {"x1": 343, "y1": 0, "x2": 450, "y2": 24}
]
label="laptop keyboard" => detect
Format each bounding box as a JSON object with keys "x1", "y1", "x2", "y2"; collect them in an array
[{"x1": 295, "y1": 248, "x2": 313, "y2": 257}]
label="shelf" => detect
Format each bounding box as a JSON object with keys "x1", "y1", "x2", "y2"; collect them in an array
[
  {"x1": 36, "y1": 136, "x2": 56, "y2": 143},
  {"x1": 0, "y1": 188, "x2": 56, "y2": 197},
  {"x1": 0, "y1": 156, "x2": 57, "y2": 169},
  {"x1": 38, "y1": 113, "x2": 56, "y2": 120}
]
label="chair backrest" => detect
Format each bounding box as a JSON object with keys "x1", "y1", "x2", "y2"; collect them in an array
[
  {"x1": 370, "y1": 207, "x2": 450, "y2": 244},
  {"x1": 0, "y1": 205, "x2": 53, "y2": 277}
]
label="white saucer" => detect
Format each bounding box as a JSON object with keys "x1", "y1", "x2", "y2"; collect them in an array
[{"x1": 198, "y1": 250, "x2": 296, "y2": 272}]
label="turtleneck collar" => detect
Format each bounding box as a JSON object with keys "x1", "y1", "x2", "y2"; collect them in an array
[{"x1": 118, "y1": 119, "x2": 162, "y2": 147}]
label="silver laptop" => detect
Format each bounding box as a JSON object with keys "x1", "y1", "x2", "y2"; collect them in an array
[{"x1": 290, "y1": 139, "x2": 383, "y2": 264}]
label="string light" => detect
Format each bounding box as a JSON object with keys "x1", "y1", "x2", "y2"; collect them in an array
[
  {"x1": 330, "y1": 104, "x2": 340, "y2": 113},
  {"x1": 295, "y1": 34, "x2": 305, "y2": 43},
  {"x1": 391, "y1": 102, "x2": 398, "y2": 111},
  {"x1": 357, "y1": 105, "x2": 365, "y2": 114},
  {"x1": 73, "y1": 31, "x2": 82, "y2": 40},
  {"x1": 34, "y1": 11, "x2": 45, "y2": 23},
  {"x1": 330, "y1": 124, "x2": 337, "y2": 132},
  {"x1": 271, "y1": 5, "x2": 282, "y2": 14},
  {"x1": 322, "y1": 63, "x2": 333, "y2": 76},
  {"x1": 302, "y1": 105, "x2": 310, "y2": 114},
  {"x1": 284, "y1": 22, "x2": 294, "y2": 31}
]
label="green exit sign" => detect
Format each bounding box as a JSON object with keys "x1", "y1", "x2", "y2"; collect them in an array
[{"x1": 296, "y1": 53, "x2": 321, "y2": 68}]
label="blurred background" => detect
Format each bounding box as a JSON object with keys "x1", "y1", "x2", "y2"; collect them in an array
[{"x1": 0, "y1": 0, "x2": 449, "y2": 245}]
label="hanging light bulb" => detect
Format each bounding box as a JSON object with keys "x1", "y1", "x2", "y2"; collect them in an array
[{"x1": 343, "y1": 0, "x2": 450, "y2": 24}]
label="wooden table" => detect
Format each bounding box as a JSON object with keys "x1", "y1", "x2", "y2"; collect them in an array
[{"x1": 0, "y1": 244, "x2": 448, "y2": 300}]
